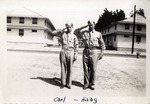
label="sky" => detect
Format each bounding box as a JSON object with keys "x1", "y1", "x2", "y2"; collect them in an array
[{"x1": 0, "y1": 0, "x2": 150, "y2": 29}]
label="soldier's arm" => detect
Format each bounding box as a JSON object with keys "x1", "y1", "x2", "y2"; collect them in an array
[
  {"x1": 73, "y1": 25, "x2": 88, "y2": 36},
  {"x1": 99, "y1": 33, "x2": 106, "y2": 51},
  {"x1": 74, "y1": 35, "x2": 79, "y2": 54},
  {"x1": 73, "y1": 35, "x2": 79, "y2": 62},
  {"x1": 98, "y1": 33, "x2": 105, "y2": 60},
  {"x1": 52, "y1": 28, "x2": 66, "y2": 37}
]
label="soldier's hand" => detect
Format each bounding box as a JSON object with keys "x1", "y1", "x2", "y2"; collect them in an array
[
  {"x1": 99, "y1": 51, "x2": 104, "y2": 60},
  {"x1": 62, "y1": 27, "x2": 66, "y2": 31},
  {"x1": 73, "y1": 54, "x2": 77, "y2": 62}
]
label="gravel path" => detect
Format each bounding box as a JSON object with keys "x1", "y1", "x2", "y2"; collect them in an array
[{"x1": 5, "y1": 51, "x2": 146, "y2": 103}]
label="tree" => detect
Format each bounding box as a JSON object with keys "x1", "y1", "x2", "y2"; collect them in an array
[
  {"x1": 138, "y1": 8, "x2": 145, "y2": 17},
  {"x1": 95, "y1": 9, "x2": 125, "y2": 31},
  {"x1": 130, "y1": 8, "x2": 145, "y2": 18}
]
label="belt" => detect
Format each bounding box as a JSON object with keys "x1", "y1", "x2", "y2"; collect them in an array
[
  {"x1": 85, "y1": 47, "x2": 100, "y2": 50},
  {"x1": 62, "y1": 47, "x2": 74, "y2": 51}
]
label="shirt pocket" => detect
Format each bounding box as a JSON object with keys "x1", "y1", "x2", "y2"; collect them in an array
[
  {"x1": 62, "y1": 38, "x2": 67, "y2": 44},
  {"x1": 69, "y1": 38, "x2": 74, "y2": 42},
  {"x1": 69, "y1": 38, "x2": 74, "y2": 46},
  {"x1": 91, "y1": 38, "x2": 99, "y2": 46}
]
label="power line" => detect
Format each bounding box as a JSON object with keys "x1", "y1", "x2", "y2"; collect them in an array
[{"x1": 23, "y1": 7, "x2": 43, "y2": 17}]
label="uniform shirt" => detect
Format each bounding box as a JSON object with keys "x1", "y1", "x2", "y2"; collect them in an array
[
  {"x1": 74, "y1": 29, "x2": 105, "y2": 51},
  {"x1": 52, "y1": 30, "x2": 78, "y2": 53}
]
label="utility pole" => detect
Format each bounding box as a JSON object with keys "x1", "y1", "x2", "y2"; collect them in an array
[{"x1": 131, "y1": 5, "x2": 136, "y2": 54}]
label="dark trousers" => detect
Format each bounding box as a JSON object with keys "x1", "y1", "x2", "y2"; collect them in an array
[
  {"x1": 60, "y1": 49, "x2": 74, "y2": 87},
  {"x1": 83, "y1": 49, "x2": 100, "y2": 87}
]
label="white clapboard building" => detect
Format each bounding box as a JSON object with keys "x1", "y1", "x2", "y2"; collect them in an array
[
  {"x1": 100, "y1": 13, "x2": 146, "y2": 51},
  {"x1": 7, "y1": 8, "x2": 57, "y2": 48}
]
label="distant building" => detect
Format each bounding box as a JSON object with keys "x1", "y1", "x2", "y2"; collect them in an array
[
  {"x1": 7, "y1": 8, "x2": 57, "y2": 47},
  {"x1": 100, "y1": 13, "x2": 146, "y2": 51}
]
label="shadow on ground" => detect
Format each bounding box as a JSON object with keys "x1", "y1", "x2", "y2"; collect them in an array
[{"x1": 30, "y1": 77, "x2": 83, "y2": 88}]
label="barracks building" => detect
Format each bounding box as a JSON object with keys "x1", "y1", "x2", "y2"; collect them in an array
[
  {"x1": 100, "y1": 13, "x2": 146, "y2": 51},
  {"x1": 7, "y1": 8, "x2": 58, "y2": 48}
]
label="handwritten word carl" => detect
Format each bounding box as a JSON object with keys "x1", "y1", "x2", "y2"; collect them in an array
[
  {"x1": 81, "y1": 97, "x2": 97, "y2": 104},
  {"x1": 54, "y1": 96, "x2": 66, "y2": 103}
]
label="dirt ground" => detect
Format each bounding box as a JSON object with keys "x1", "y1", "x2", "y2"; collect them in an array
[{"x1": 5, "y1": 51, "x2": 146, "y2": 103}]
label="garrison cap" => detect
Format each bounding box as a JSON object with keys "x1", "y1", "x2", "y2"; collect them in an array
[{"x1": 65, "y1": 23, "x2": 73, "y2": 28}]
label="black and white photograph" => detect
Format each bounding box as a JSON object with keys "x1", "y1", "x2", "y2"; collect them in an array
[{"x1": 0, "y1": 0, "x2": 150, "y2": 104}]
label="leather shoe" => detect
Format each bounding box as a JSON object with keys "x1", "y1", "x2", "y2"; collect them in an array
[
  {"x1": 66, "y1": 85, "x2": 71, "y2": 89},
  {"x1": 60, "y1": 85, "x2": 65, "y2": 89},
  {"x1": 89, "y1": 85, "x2": 95, "y2": 90},
  {"x1": 83, "y1": 86, "x2": 88, "y2": 90}
]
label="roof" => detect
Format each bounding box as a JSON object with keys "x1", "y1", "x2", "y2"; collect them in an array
[
  {"x1": 117, "y1": 13, "x2": 146, "y2": 25},
  {"x1": 45, "y1": 18, "x2": 56, "y2": 30},
  {"x1": 7, "y1": 7, "x2": 56, "y2": 30},
  {"x1": 7, "y1": 7, "x2": 44, "y2": 18},
  {"x1": 102, "y1": 31, "x2": 146, "y2": 36}
]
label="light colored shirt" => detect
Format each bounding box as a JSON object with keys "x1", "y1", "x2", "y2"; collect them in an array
[
  {"x1": 74, "y1": 28, "x2": 105, "y2": 51},
  {"x1": 52, "y1": 30, "x2": 78, "y2": 53}
]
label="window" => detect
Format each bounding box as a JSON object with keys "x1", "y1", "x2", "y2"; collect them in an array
[
  {"x1": 103, "y1": 37, "x2": 106, "y2": 42},
  {"x1": 19, "y1": 29, "x2": 24, "y2": 36},
  {"x1": 108, "y1": 27, "x2": 109, "y2": 32},
  {"x1": 32, "y1": 18, "x2": 38, "y2": 24},
  {"x1": 137, "y1": 25, "x2": 142, "y2": 31},
  {"x1": 7, "y1": 17, "x2": 11, "y2": 23},
  {"x1": 115, "y1": 24, "x2": 117, "y2": 30},
  {"x1": 125, "y1": 24, "x2": 130, "y2": 30},
  {"x1": 114, "y1": 35, "x2": 116, "y2": 41},
  {"x1": 136, "y1": 36, "x2": 141, "y2": 43},
  {"x1": 19, "y1": 17, "x2": 24, "y2": 24},
  {"x1": 32, "y1": 30, "x2": 37, "y2": 32},
  {"x1": 124, "y1": 35, "x2": 129, "y2": 38},
  {"x1": 7, "y1": 28, "x2": 11, "y2": 31}
]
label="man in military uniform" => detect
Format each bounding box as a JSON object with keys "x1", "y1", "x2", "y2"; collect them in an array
[
  {"x1": 52, "y1": 23, "x2": 78, "y2": 89},
  {"x1": 74, "y1": 21, "x2": 105, "y2": 90}
]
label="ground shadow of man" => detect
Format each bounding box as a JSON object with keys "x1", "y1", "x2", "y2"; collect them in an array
[{"x1": 30, "y1": 77, "x2": 83, "y2": 88}]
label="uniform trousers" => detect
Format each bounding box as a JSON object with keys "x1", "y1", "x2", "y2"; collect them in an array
[
  {"x1": 83, "y1": 48, "x2": 101, "y2": 87},
  {"x1": 59, "y1": 49, "x2": 74, "y2": 87}
]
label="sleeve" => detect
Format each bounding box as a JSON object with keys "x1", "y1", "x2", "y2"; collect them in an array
[
  {"x1": 74, "y1": 26, "x2": 87, "y2": 38},
  {"x1": 73, "y1": 28, "x2": 82, "y2": 38},
  {"x1": 99, "y1": 33, "x2": 106, "y2": 51},
  {"x1": 52, "y1": 29, "x2": 64, "y2": 37}
]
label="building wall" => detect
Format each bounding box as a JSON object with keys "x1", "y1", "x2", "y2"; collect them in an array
[
  {"x1": 102, "y1": 21, "x2": 146, "y2": 51},
  {"x1": 116, "y1": 22, "x2": 146, "y2": 50},
  {"x1": 102, "y1": 23, "x2": 146, "y2": 36},
  {"x1": 8, "y1": 17, "x2": 45, "y2": 27},
  {"x1": 53, "y1": 36, "x2": 60, "y2": 45},
  {"x1": 25, "y1": 29, "x2": 44, "y2": 38},
  {"x1": 117, "y1": 35, "x2": 132, "y2": 48},
  {"x1": 117, "y1": 35, "x2": 146, "y2": 50},
  {"x1": 101, "y1": 24, "x2": 118, "y2": 35},
  {"x1": 7, "y1": 28, "x2": 44, "y2": 37},
  {"x1": 117, "y1": 23, "x2": 146, "y2": 34},
  {"x1": 112, "y1": 35, "x2": 118, "y2": 48},
  {"x1": 7, "y1": 16, "x2": 55, "y2": 46},
  {"x1": 134, "y1": 36, "x2": 146, "y2": 49},
  {"x1": 43, "y1": 31, "x2": 54, "y2": 45},
  {"x1": 7, "y1": 28, "x2": 18, "y2": 37},
  {"x1": 103, "y1": 34, "x2": 118, "y2": 49},
  {"x1": 7, "y1": 28, "x2": 46, "y2": 43}
]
